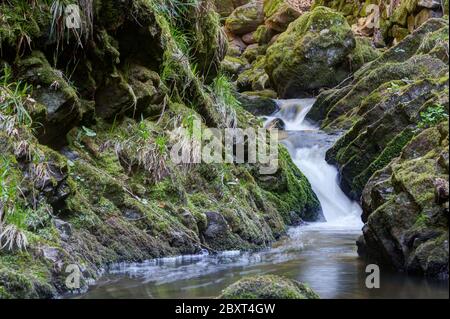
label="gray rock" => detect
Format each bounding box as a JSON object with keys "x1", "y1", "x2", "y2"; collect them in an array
[{"x1": 53, "y1": 218, "x2": 73, "y2": 241}]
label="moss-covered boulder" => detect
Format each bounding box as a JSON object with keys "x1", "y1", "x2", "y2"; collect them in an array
[
  {"x1": 225, "y1": 1, "x2": 265, "y2": 35},
  {"x1": 265, "y1": 6, "x2": 357, "y2": 97},
  {"x1": 314, "y1": 0, "x2": 446, "y2": 46},
  {"x1": 219, "y1": 275, "x2": 320, "y2": 299},
  {"x1": 221, "y1": 56, "x2": 250, "y2": 79}
]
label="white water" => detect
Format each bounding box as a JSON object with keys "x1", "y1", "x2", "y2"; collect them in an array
[{"x1": 266, "y1": 99, "x2": 362, "y2": 230}]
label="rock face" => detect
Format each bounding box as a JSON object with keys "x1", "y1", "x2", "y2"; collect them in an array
[
  {"x1": 265, "y1": 6, "x2": 357, "y2": 97},
  {"x1": 17, "y1": 51, "x2": 82, "y2": 148},
  {"x1": 358, "y1": 122, "x2": 449, "y2": 278},
  {"x1": 219, "y1": 275, "x2": 320, "y2": 299},
  {"x1": 314, "y1": 18, "x2": 449, "y2": 199},
  {"x1": 307, "y1": 18, "x2": 449, "y2": 278}
]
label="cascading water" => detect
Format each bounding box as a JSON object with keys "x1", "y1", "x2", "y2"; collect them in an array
[{"x1": 266, "y1": 99, "x2": 362, "y2": 229}]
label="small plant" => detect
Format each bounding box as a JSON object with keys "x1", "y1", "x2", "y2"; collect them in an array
[
  {"x1": 0, "y1": 65, "x2": 34, "y2": 128},
  {"x1": 0, "y1": 157, "x2": 28, "y2": 251},
  {"x1": 387, "y1": 81, "x2": 401, "y2": 93},
  {"x1": 418, "y1": 104, "x2": 449, "y2": 128},
  {"x1": 211, "y1": 74, "x2": 240, "y2": 128}
]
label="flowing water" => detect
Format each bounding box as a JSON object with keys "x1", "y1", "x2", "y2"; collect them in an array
[{"x1": 76, "y1": 99, "x2": 449, "y2": 299}]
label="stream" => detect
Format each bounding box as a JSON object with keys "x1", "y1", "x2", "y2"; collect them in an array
[{"x1": 76, "y1": 99, "x2": 449, "y2": 299}]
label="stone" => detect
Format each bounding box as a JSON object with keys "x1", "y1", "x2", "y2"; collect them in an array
[
  {"x1": 219, "y1": 275, "x2": 320, "y2": 299},
  {"x1": 127, "y1": 65, "x2": 165, "y2": 118},
  {"x1": 265, "y1": 0, "x2": 309, "y2": 33},
  {"x1": 225, "y1": 1, "x2": 265, "y2": 35},
  {"x1": 265, "y1": 6, "x2": 356, "y2": 98},
  {"x1": 415, "y1": 8, "x2": 443, "y2": 28},
  {"x1": 435, "y1": 178, "x2": 449, "y2": 205},
  {"x1": 53, "y1": 218, "x2": 73, "y2": 241},
  {"x1": 237, "y1": 92, "x2": 279, "y2": 116},
  {"x1": 266, "y1": 118, "x2": 286, "y2": 130},
  {"x1": 238, "y1": 56, "x2": 271, "y2": 91},
  {"x1": 17, "y1": 51, "x2": 82, "y2": 147},
  {"x1": 242, "y1": 32, "x2": 257, "y2": 44},
  {"x1": 221, "y1": 56, "x2": 250, "y2": 78}
]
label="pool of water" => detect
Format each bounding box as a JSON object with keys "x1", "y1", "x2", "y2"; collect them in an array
[{"x1": 75, "y1": 224, "x2": 449, "y2": 299}]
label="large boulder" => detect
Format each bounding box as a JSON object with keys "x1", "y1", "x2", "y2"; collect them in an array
[
  {"x1": 265, "y1": 6, "x2": 356, "y2": 98},
  {"x1": 225, "y1": 1, "x2": 265, "y2": 35},
  {"x1": 219, "y1": 275, "x2": 320, "y2": 299}
]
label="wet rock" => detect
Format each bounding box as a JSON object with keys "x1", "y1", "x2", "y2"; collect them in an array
[
  {"x1": 202, "y1": 211, "x2": 243, "y2": 250},
  {"x1": 225, "y1": 1, "x2": 265, "y2": 35},
  {"x1": 266, "y1": 118, "x2": 286, "y2": 130},
  {"x1": 265, "y1": 6, "x2": 356, "y2": 98},
  {"x1": 219, "y1": 275, "x2": 320, "y2": 299}
]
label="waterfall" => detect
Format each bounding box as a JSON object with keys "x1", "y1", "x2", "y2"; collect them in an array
[{"x1": 266, "y1": 99, "x2": 362, "y2": 229}]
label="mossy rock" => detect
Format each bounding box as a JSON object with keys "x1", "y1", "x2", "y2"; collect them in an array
[
  {"x1": 219, "y1": 275, "x2": 320, "y2": 299},
  {"x1": 265, "y1": 6, "x2": 356, "y2": 97},
  {"x1": 360, "y1": 122, "x2": 449, "y2": 278},
  {"x1": 225, "y1": 1, "x2": 265, "y2": 35},
  {"x1": 238, "y1": 56, "x2": 271, "y2": 91}
]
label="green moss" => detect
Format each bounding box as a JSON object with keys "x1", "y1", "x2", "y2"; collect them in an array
[
  {"x1": 265, "y1": 6, "x2": 356, "y2": 96},
  {"x1": 220, "y1": 275, "x2": 320, "y2": 299},
  {"x1": 0, "y1": 252, "x2": 55, "y2": 298},
  {"x1": 0, "y1": 1, "x2": 51, "y2": 54},
  {"x1": 350, "y1": 37, "x2": 381, "y2": 70},
  {"x1": 353, "y1": 129, "x2": 415, "y2": 193}
]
